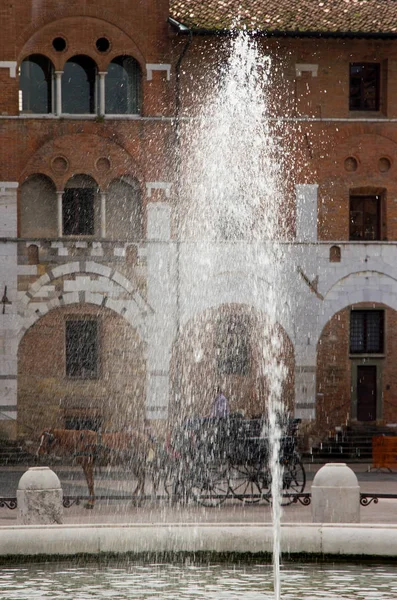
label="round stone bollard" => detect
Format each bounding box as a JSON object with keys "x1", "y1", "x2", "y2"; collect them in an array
[
  {"x1": 311, "y1": 463, "x2": 360, "y2": 523},
  {"x1": 17, "y1": 467, "x2": 63, "y2": 525}
]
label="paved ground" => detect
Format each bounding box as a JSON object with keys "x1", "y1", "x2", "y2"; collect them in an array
[{"x1": 0, "y1": 461, "x2": 396, "y2": 526}]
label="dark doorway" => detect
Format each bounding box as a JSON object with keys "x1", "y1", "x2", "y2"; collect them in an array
[{"x1": 357, "y1": 365, "x2": 377, "y2": 421}]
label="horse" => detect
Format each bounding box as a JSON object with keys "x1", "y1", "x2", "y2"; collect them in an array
[{"x1": 37, "y1": 428, "x2": 156, "y2": 508}]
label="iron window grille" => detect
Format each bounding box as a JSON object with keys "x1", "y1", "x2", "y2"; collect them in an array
[
  {"x1": 350, "y1": 310, "x2": 384, "y2": 354},
  {"x1": 66, "y1": 320, "x2": 99, "y2": 378}
]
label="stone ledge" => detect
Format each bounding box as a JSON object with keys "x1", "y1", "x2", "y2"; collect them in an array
[{"x1": 0, "y1": 523, "x2": 396, "y2": 558}]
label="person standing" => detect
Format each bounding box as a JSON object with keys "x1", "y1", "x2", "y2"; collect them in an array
[{"x1": 210, "y1": 387, "x2": 230, "y2": 418}]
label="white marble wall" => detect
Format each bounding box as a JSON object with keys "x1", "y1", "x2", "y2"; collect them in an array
[
  {"x1": 0, "y1": 183, "x2": 18, "y2": 424},
  {"x1": 3, "y1": 185, "x2": 397, "y2": 423}
]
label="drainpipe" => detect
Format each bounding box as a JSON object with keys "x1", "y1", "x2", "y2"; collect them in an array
[{"x1": 171, "y1": 18, "x2": 193, "y2": 421}]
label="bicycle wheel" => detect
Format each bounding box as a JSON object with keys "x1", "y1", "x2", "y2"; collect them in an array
[
  {"x1": 190, "y1": 462, "x2": 230, "y2": 507},
  {"x1": 281, "y1": 457, "x2": 306, "y2": 506},
  {"x1": 228, "y1": 462, "x2": 263, "y2": 504}
]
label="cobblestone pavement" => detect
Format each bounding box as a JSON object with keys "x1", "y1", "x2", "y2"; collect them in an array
[{"x1": 0, "y1": 462, "x2": 396, "y2": 525}]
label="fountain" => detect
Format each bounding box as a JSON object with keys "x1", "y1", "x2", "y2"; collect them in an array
[{"x1": 178, "y1": 31, "x2": 290, "y2": 598}]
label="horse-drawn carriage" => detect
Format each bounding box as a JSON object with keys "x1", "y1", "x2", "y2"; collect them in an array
[
  {"x1": 162, "y1": 415, "x2": 306, "y2": 507},
  {"x1": 37, "y1": 415, "x2": 305, "y2": 508}
]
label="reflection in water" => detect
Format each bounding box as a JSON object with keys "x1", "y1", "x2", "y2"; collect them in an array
[{"x1": 0, "y1": 561, "x2": 396, "y2": 599}]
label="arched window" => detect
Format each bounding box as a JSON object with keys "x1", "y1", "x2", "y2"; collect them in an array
[
  {"x1": 19, "y1": 55, "x2": 53, "y2": 113},
  {"x1": 62, "y1": 56, "x2": 97, "y2": 114},
  {"x1": 20, "y1": 174, "x2": 57, "y2": 236},
  {"x1": 106, "y1": 178, "x2": 142, "y2": 240},
  {"x1": 105, "y1": 56, "x2": 141, "y2": 114},
  {"x1": 63, "y1": 175, "x2": 99, "y2": 235}
]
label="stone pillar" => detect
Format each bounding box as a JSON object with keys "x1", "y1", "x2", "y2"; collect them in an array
[
  {"x1": 98, "y1": 72, "x2": 107, "y2": 116},
  {"x1": 55, "y1": 71, "x2": 63, "y2": 116},
  {"x1": 311, "y1": 463, "x2": 360, "y2": 523},
  {"x1": 295, "y1": 184, "x2": 318, "y2": 242},
  {"x1": 100, "y1": 191, "x2": 106, "y2": 238},
  {"x1": 17, "y1": 467, "x2": 63, "y2": 525},
  {"x1": 0, "y1": 182, "x2": 18, "y2": 439},
  {"x1": 294, "y1": 364, "x2": 316, "y2": 420},
  {"x1": 57, "y1": 191, "x2": 63, "y2": 237},
  {"x1": 146, "y1": 200, "x2": 176, "y2": 420}
]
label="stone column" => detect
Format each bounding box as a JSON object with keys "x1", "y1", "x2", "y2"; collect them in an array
[
  {"x1": 146, "y1": 200, "x2": 176, "y2": 420},
  {"x1": 0, "y1": 182, "x2": 18, "y2": 439},
  {"x1": 57, "y1": 191, "x2": 63, "y2": 237},
  {"x1": 98, "y1": 72, "x2": 107, "y2": 116},
  {"x1": 100, "y1": 191, "x2": 106, "y2": 238},
  {"x1": 295, "y1": 184, "x2": 318, "y2": 242},
  {"x1": 17, "y1": 467, "x2": 63, "y2": 525},
  {"x1": 294, "y1": 364, "x2": 316, "y2": 420},
  {"x1": 311, "y1": 463, "x2": 360, "y2": 523},
  {"x1": 55, "y1": 71, "x2": 63, "y2": 116}
]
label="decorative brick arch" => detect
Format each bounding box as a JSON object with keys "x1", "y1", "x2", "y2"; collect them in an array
[
  {"x1": 18, "y1": 262, "x2": 153, "y2": 344},
  {"x1": 20, "y1": 133, "x2": 143, "y2": 191},
  {"x1": 18, "y1": 16, "x2": 146, "y2": 72}
]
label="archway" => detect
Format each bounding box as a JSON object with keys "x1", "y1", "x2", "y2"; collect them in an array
[
  {"x1": 169, "y1": 303, "x2": 294, "y2": 425},
  {"x1": 316, "y1": 302, "x2": 397, "y2": 437},
  {"x1": 17, "y1": 304, "x2": 146, "y2": 439}
]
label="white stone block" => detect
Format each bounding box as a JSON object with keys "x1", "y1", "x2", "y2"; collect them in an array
[
  {"x1": 295, "y1": 184, "x2": 318, "y2": 242},
  {"x1": 312, "y1": 463, "x2": 360, "y2": 523},
  {"x1": 51, "y1": 262, "x2": 79, "y2": 279},
  {"x1": 147, "y1": 202, "x2": 171, "y2": 241},
  {"x1": 85, "y1": 261, "x2": 111, "y2": 278}
]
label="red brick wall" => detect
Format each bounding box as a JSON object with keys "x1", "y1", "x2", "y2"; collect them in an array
[{"x1": 17, "y1": 304, "x2": 146, "y2": 438}]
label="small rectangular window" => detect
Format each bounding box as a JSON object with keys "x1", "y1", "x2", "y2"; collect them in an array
[
  {"x1": 217, "y1": 315, "x2": 251, "y2": 375},
  {"x1": 66, "y1": 320, "x2": 98, "y2": 378},
  {"x1": 349, "y1": 195, "x2": 381, "y2": 241},
  {"x1": 350, "y1": 310, "x2": 384, "y2": 354},
  {"x1": 349, "y1": 63, "x2": 380, "y2": 111},
  {"x1": 63, "y1": 188, "x2": 94, "y2": 235}
]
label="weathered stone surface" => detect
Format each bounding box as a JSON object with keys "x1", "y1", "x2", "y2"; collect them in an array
[
  {"x1": 17, "y1": 467, "x2": 63, "y2": 525},
  {"x1": 311, "y1": 463, "x2": 360, "y2": 523}
]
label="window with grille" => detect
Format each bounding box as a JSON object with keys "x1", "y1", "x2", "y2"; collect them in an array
[
  {"x1": 66, "y1": 320, "x2": 98, "y2": 378},
  {"x1": 217, "y1": 315, "x2": 251, "y2": 375},
  {"x1": 62, "y1": 188, "x2": 94, "y2": 235},
  {"x1": 349, "y1": 63, "x2": 380, "y2": 111},
  {"x1": 349, "y1": 195, "x2": 381, "y2": 241},
  {"x1": 350, "y1": 310, "x2": 384, "y2": 354}
]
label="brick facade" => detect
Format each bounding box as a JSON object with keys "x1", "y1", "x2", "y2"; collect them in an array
[{"x1": 1, "y1": 1, "x2": 397, "y2": 442}]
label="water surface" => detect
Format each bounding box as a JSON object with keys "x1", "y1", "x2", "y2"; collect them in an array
[{"x1": 0, "y1": 561, "x2": 396, "y2": 599}]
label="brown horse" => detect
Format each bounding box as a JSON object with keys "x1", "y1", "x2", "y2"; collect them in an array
[{"x1": 37, "y1": 428, "x2": 155, "y2": 508}]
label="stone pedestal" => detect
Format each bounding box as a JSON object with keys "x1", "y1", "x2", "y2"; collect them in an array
[
  {"x1": 17, "y1": 467, "x2": 63, "y2": 525},
  {"x1": 311, "y1": 462, "x2": 360, "y2": 523}
]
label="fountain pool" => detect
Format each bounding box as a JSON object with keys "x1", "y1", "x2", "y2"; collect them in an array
[{"x1": 0, "y1": 559, "x2": 396, "y2": 599}]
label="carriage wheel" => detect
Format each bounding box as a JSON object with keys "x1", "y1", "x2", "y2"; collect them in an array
[
  {"x1": 281, "y1": 457, "x2": 306, "y2": 506},
  {"x1": 190, "y1": 462, "x2": 230, "y2": 507},
  {"x1": 228, "y1": 462, "x2": 264, "y2": 504}
]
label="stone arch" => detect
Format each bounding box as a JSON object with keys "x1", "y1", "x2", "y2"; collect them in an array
[
  {"x1": 315, "y1": 298, "x2": 397, "y2": 437},
  {"x1": 106, "y1": 176, "x2": 143, "y2": 240},
  {"x1": 317, "y1": 270, "x2": 397, "y2": 347},
  {"x1": 179, "y1": 270, "x2": 294, "y2": 344},
  {"x1": 18, "y1": 262, "x2": 152, "y2": 344},
  {"x1": 17, "y1": 302, "x2": 147, "y2": 437},
  {"x1": 19, "y1": 133, "x2": 143, "y2": 191},
  {"x1": 169, "y1": 303, "x2": 295, "y2": 423},
  {"x1": 19, "y1": 173, "x2": 57, "y2": 237}
]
